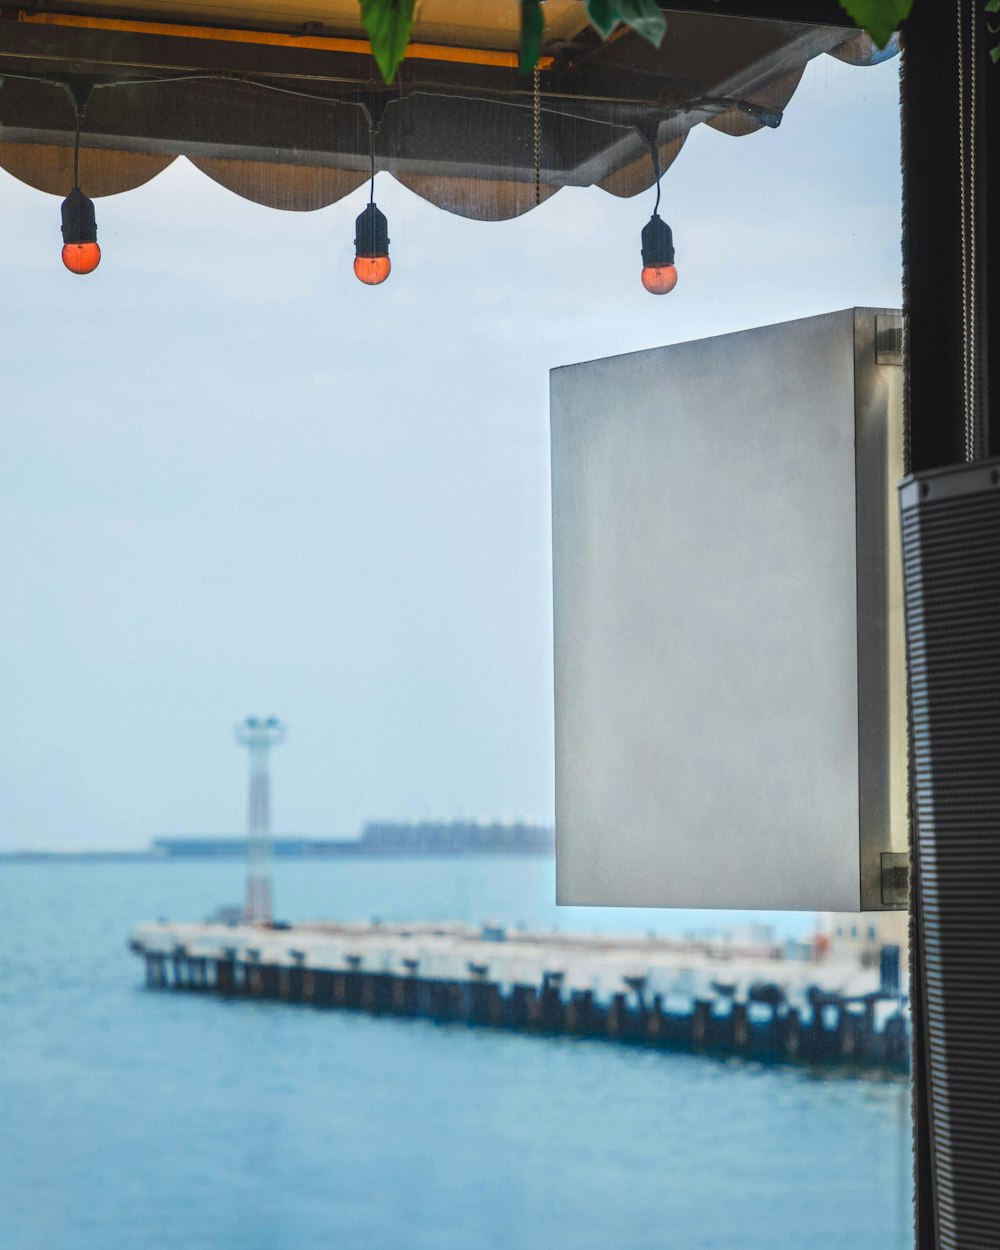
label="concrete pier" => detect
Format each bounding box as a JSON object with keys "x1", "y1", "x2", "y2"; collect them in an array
[{"x1": 129, "y1": 919, "x2": 909, "y2": 1073}]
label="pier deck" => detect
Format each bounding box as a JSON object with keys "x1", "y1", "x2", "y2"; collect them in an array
[{"x1": 130, "y1": 920, "x2": 909, "y2": 1072}]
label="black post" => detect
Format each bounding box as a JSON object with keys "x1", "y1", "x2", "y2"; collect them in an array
[
  {"x1": 902, "y1": 3, "x2": 968, "y2": 473},
  {"x1": 901, "y1": 0, "x2": 997, "y2": 1244}
]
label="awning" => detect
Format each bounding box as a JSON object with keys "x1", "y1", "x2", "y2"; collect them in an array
[{"x1": 0, "y1": 4, "x2": 898, "y2": 220}]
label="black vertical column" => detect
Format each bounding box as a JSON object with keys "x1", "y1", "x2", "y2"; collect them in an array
[
  {"x1": 901, "y1": 7, "x2": 960, "y2": 1245},
  {"x1": 901, "y1": 2, "x2": 997, "y2": 1247},
  {"x1": 900, "y1": 464, "x2": 1000, "y2": 1250},
  {"x1": 902, "y1": 1, "x2": 971, "y2": 473},
  {"x1": 986, "y1": 9, "x2": 1000, "y2": 459}
]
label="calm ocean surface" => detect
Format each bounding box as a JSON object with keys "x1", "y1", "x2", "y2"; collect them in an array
[{"x1": 0, "y1": 857, "x2": 912, "y2": 1250}]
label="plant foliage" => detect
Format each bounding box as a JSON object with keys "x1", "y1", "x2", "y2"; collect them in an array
[
  {"x1": 359, "y1": 0, "x2": 416, "y2": 84},
  {"x1": 520, "y1": 0, "x2": 545, "y2": 75},
  {"x1": 584, "y1": 0, "x2": 668, "y2": 48},
  {"x1": 836, "y1": 0, "x2": 912, "y2": 49},
  {"x1": 988, "y1": 0, "x2": 1000, "y2": 64},
  {"x1": 359, "y1": 0, "x2": 923, "y2": 84}
]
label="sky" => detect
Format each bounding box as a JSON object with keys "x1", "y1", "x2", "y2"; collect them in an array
[{"x1": 0, "y1": 45, "x2": 903, "y2": 849}]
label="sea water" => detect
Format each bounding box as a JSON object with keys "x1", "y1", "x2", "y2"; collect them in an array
[{"x1": 0, "y1": 858, "x2": 912, "y2": 1250}]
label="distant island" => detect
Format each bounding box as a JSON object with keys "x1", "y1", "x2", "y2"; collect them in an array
[{"x1": 0, "y1": 820, "x2": 555, "y2": 862}]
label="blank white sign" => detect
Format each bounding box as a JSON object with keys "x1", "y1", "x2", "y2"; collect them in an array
[{"x1": 551, "y1": 309, "x2": 904, "y2": 912}]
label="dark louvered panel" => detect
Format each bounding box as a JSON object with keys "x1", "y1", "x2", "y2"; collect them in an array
[{"x1": 900, "y1": 462, "x2": 1000, "y2": 1250}]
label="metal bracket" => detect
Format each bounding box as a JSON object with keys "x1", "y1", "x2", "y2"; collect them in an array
[
  {"x1": 876, "y1": 313, "x2": 903, "y2": 366},
  {"x1": 881, "y1": 851, "x2": 909, "y2": 907}
]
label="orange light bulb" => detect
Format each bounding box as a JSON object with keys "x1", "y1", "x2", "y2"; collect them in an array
[
  {"x1": 61, "y1": 241, "x2": 102, "y2": 275},
  {"x1": 354, "y1": 254, "x2": 391, "y2": 286},
  {"x1": 641, "y1": 264, "x2": 677, "y2": 295}
]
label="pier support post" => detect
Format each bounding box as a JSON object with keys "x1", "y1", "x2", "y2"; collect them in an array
[
  {"x1": 469, "y1": 981, "x2": 497, "y2": 1025},
  {"x1": 837, "y1": 1006, "x2": 856, "y2": 1062},
  {"x1": 392, "y1": 975, "x2": 417, "y2": 1015},
  {"x1": 780, "y1": 1007, "x2": 800, "y2": 1061},
  {"x1": 732, "y1": 1003, "x2": 749, "y2": 1054},
  {"x1": 645, "y1": 994, "x2": 665, "y2": 1043},
  {"x1": 607, "y1": 993, "x2": 627, "y2": 1039},
  {"x1": 568, "y1": 990, "x2": 600, "y2": 1037},
  {"x1": 523, "y1": 987, "x2": 542, "y2": 1029},
  {"x1": 539, "y1": 986, "x2": 564, "y2": 1032},
  {"x1": 344, "y1": 973, "x2": 362, "y2": 1009},
  {"x1": 314, "y1": 970, "x2": 334, "y2": 1006},
  {"x1": 508, "y1": 985, "x2": 530, "y2": 1028},
  {"x1": 692, "y1": 1000, "x2": 712, "y2": 1051},
  {"x1": 215, "y1": 958, "x2": 235, "y2": 994},
  {"x1": 861, "y1": 997, "x2": 877, "y2": 1064}
]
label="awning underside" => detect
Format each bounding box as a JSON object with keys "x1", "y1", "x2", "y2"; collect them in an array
[{"x1": 0, "y1": 5, "x2": 897, "y2": 219}]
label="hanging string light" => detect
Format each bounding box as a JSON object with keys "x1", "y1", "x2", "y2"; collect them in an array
[
  {"x1": 640, "y1": 146, "x2": 676, "y2": 296},
  {"x1": 354, "y1": 109, "x2": 390, "y2": 285},
  {"x1": 61, "y1": 107, "x2": 101, "y2": 275}
]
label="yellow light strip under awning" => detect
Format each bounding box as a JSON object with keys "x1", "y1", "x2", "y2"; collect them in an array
[{"x1": 17, "y1": 9, "x2": 556, "y2": 70}]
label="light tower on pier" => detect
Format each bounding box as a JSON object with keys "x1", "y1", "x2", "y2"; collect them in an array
[{"x1": 235, "y1": 715, "x2": 286, "y2": 926}]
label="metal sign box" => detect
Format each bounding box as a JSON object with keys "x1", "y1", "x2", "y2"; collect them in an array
[{"x1": 550, "y1": 309, "x2": 906, "y2": 912}]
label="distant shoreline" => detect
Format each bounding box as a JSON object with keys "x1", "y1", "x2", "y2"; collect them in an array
[
  {"x1": 0, "y1": 847, "x2": 555, "y2": 863},
  {"x1": 0, "y1": 822, "x2": 556, "y2": 863}
]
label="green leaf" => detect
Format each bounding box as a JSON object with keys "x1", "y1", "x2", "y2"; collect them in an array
[
  {"x1": 836, "y1": 0, "x2": 912, "y2": 48},
  {"x1": 520, "y1": 0, "x2": 545, "y2": 74},
  {"x1": 615, "y1": 0, "x2": 668, "y2": 47},
  {"x1": 986, "y1": 0, "x2": 1000, "y2": 13},
  {"x1": 584, "y1": 0, "x2": 666, "y2": 48},
  {"x1": 584, "y1": 0, "x2": 622, "y2": 40},
  {"x1": 359, "y1": 0, "x2": 416, "y2": 84},
  {"x1": 992, "y1": 42, "x2": 1000, "y2": 63}
]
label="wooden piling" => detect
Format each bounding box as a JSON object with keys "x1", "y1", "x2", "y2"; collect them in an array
[{"x1": 692, "y1": 1000, "x2": 712, "y2": 1050}]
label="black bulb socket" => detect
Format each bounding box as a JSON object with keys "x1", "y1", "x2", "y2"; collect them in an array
[
  {"x1": 640, "y1": 212, "x2": 674, "y2": 268},
  {"x1": 355, "y1": 202, "x2": 389, "y2": 259},
  {"x1": 61, "y1": 187, "x2": 98, "y2": 245}
]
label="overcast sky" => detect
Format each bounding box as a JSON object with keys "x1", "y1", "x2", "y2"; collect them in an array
[{"x1": 0, "y1": 49, "x2": 902, "y2": 849}]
